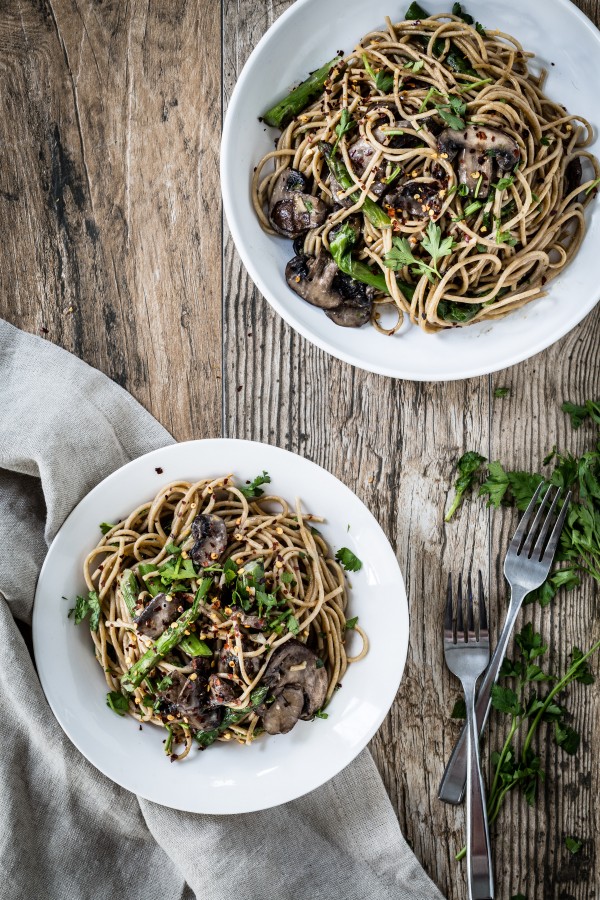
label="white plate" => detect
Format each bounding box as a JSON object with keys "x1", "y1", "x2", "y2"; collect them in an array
[
  {"x1": 33, "y1": 440, "x2": 408, "y2": 813},
  {"x1": 221, "y1": 0, "x2": 600, "y2": 380}
]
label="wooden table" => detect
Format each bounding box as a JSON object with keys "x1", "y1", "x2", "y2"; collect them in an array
[{"x1": 2, "y1": 2, "x2": 599, "y2": 896}]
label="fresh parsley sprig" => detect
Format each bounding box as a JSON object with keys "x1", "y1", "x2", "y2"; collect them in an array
[
  {"x1": 361, "y1": 54, "x2": 396, "y2": 93},
  {"x1": 332, "y1": 108, "x2": 356, "y2": 155},
  {"x1": 454, "y1": 624, "x2": 600, "y2": 861},
  {"x1": 68, "y1": 590, "x2": 101, "y2": 631},
  {"x1": 335, "y1": 547, "x2": 363, "y2": 572},
  {"x1": 239, "y1": 471, "x2": 271, "y2": 499},
  {"x1": 445, "y1": 451, "x2": 487, "y2": 521},
  {"x1": 384, "y1": 222, "x2": 455, "y2": 283}
]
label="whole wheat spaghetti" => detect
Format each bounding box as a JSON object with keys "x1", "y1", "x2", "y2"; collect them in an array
[
  {"x1": 253, "y1": 7, "x2": 599, "y2": 334},
  {"x1": 73, "y1": 474, "x2": 367, "y2": 761}
]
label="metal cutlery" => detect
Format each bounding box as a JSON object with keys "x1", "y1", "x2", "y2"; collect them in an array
[
  {"x1": 439, "y1": 483, "x2": 572, "y2": 806},
  {"x1": 444, "y1": 572, "x2": 493, "y2": 900}
]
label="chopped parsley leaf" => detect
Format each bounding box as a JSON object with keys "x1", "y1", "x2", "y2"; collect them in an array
[
  {"x1": 335, "y1": 547, "x2": 363, "y2": 572},
  {"x1": 106, "y1": 691, "x2": 129, "y2": 716},
  {"x1": 68, "y1": 590, "x2": 101, "y2": 631},
  {"x1": 239, "y1": 471, "x2": 271, "y2": 499}
]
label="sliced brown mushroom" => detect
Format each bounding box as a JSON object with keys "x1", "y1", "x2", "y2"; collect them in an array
[
  {"x1": 261, "y1": 639, "x2": 328, "y2": 735},
  {"x1": 329, "y1": 124, "x2": 418, "y2": 205},
  {"x1": 286, "y1": 253, "x2": 373, "y2": 328},
  {"x1": 438, "y1": 126, "x2": 520, "y2": 199},
  {"x1": 134, "y1": 592, "x2": 183, "y2": 640},
  {"x1": 285, "y1": 252, "x2": 343, "y2": 310},
  {"x1": 190, "y1": 513, "x2": 227, "y2": 567},
  {"x1": 384, "y1": 179, "x2": 444, "y2": 221},
  {"x1": 268, "y1": 167, "x2": 328, "y2": 238},
  {"x1": 156, "y1": 670, "x2": 222, "y2": 731},
  {"x1": 565, "y1": 157, "x2": 582, "y2": 198},
  {"x1": 208, "y1": 673, "x2": 239, "y2": 706},
  {"x1": 325, "y1": 273, "x2": 372, "y2": 328},
  {"x1": 230, "y1": 606, "x2": 267, "y2": 631},
  {"x1": 219, "y1": 635, "x2": 262, "y2": 679},
  {"x1": 262, "y1": 687, "x2": 305, "y2": 735}
]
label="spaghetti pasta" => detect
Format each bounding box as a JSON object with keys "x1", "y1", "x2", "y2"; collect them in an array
[
  {"x1": 253, "y1": 7, "x2": 599, "y2": 334},
  {"x1": 78, "y1": 474, "x2": 367, "y2": 760}
]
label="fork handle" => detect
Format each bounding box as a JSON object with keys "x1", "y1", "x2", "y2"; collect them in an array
[
  {"x1": 465, "y1": 679, "x2": 494, "y2": 900},
  {"x1": 438, "y1": 585, "x2": 528, "y2": 805}
]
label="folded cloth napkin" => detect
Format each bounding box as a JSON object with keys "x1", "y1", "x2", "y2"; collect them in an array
[{"x1": 0, "y1": 319, "x2": 444, "y2": 900}]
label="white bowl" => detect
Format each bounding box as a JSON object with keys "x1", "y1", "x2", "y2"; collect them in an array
[
  {"x1": 33, "y1": 440, "x2": 408, "y2": 813},
  {"x1": 221, "y1": 0, "x2": 600, "y2": 380}
]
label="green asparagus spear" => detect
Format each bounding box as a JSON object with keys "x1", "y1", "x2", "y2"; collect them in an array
[
  {"x1": 195, "y1": 685, "x2": 269, "y2": 747},
  {"x1": 319, "y1": 141, "x2": 391, "y2": 229},
  {"x1": 329, "y1": 223, "x2": 415, "y2": 302},
  {"x1": 121, "y1": 578, "x2": 212, "y2": 692},
  {"x1": 262, "y1": 57, "x2": 342, "y2": 129},
  {"x1": 405, "y1": 2, "x2": 476, "y2": 75},
  {"x1": 178, "y1": 633, "x2": 212, "y2": 658},
  {"x1": 118, "y1": 570, "x2": 140, "y2": 617}
]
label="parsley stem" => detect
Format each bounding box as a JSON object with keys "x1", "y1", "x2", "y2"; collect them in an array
[
  {"x1": 522, "y1": 638, "x2": 600, "y2": 760},
  {"x1": 456, "y1": 77, "x2": 493, "y2": 92},
  {"x1": 488, "y1": 713, "x2": 520, "y2": 808}
]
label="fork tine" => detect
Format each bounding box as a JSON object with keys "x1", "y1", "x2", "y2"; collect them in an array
[
  {"x1": 521, "y1": 485, "x2": 553, "y2": 557},
  {"x1": 478, "y1": 570, "x2": 488, "y2": 635},
  {"x1": 445, "y1": 573, "x2": 454, "y2": 635},
  {"x1": 457, "y1": 573, "x2": 464, "y2": 641},
  {"x1": 509, "y1": 481, "x2": 546, "y2": 553},
  {"x1": 541, "y1": 490, "x2": 572, "y2": 565},
  {"x1": 467, "y1": 572, "x2": 475, "y2": 637},
  {"x1": 531, "y1": 487, "x2": 562, "y2": 560}
]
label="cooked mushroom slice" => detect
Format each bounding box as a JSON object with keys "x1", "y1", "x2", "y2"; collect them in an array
[
  {"x1": 325, "y1": 299, "x2": 371, "y2": 328},
  {"x1": 385, "y1": 179, "x2": 443, "y2": 221},
  {"x1": 263, "y1": 686, "x2": 305, "y2": 735},
  {"x1": 268, "y1": 167, "x2": 328, "y2": 238},
  {"x1": 260, "y1": 639, "x2": 328, "y2": 735},
  {"x1": 565, "y1": 157, "x2": 582, "y2": 197},
  {"x1": 438, "y1": 126, "x2": 520, "y2": 198},
  {"x1": 326, "y1": 273, "x2": 373, "y2": 328},
  {"x1": 230, "y1": 606, "x2": 267, "y2": 631},
  {"x1": 208, "y1": 674, "x2": 239, "y2": 706},
  {"x1": 191, "y1": 655, "x2": 212, "y2": 677},
  {"x1": 219, "y1": 635, "x2": 262, "y2": 679},
  {"x1": 134, "y1": 592, "x2": 182, "y2": 640},
  {"x1": 330, "y1": 126, "x2": 416, "y2": 204},
  {"x1": 285, "y1": 252, "x2": 342, "y2": 310},
  {"x1": 190, "y1": 513, "x2": 227, "y2": 567},
  {"x1": 286, "y1": 253, "x2": 373, "y2": 328},
  {"x1": 156, "y1": 670, "x2": 222, "y2": 731}
]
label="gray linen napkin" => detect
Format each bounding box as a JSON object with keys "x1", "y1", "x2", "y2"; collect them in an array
[{"x1": 0, "y1": 319, "x2": 444, "y2": 900}]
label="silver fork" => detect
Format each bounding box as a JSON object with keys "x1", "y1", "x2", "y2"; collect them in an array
[
  {"x1": 444, "y1": 572, "x2": 493, "y2": 900},
  {"x1": 439, "y1": 484, "x2": 572, "y2": 805}
]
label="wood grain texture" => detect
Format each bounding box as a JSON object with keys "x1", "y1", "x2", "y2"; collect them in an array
[
  {"x1": 0, "y1": 0, "x2": 222, "y2": 440},
  {"x1": 1, "y1": 0, "x2": 599, "y2": 897},
  {"x1": 222, "y1": 2, "x2": 600, "y2": 899}
]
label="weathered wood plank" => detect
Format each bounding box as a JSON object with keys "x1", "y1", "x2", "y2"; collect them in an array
[
  {"x1": 222, "y1": 4, "x2": 490, "y2": 897},
  {"x1": 488, "y1": 306, "x2": 600, "y2": 900},
  {"x1": 0, "y1": 0, "x2": 222, "y2": 440},
  {"x1": 222, "y1": 2, "x2": 600, "y2": 898},
  {"x1": 1, "y1": 0, "x2": 598, "y2": 897}
]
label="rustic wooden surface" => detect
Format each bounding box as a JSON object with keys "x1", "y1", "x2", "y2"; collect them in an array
[{"x1": 1, "y1": 1, "x2": 599, "y2": 897}]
